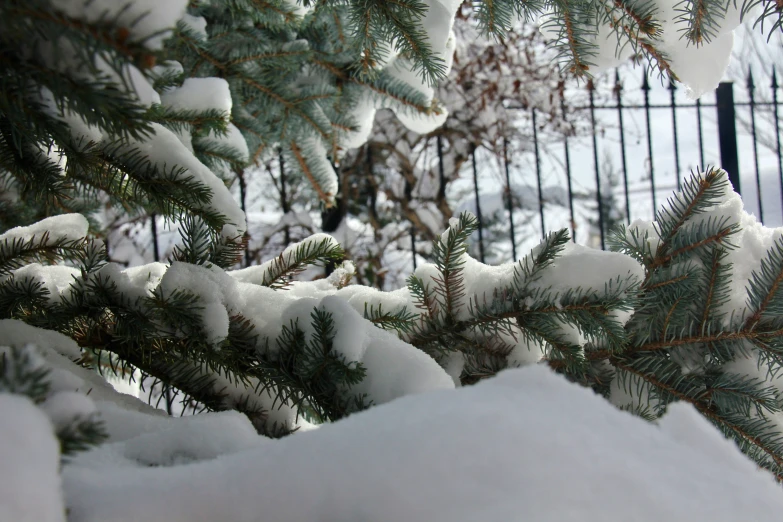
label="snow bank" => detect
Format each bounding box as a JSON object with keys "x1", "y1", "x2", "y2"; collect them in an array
[
  {"x1": 62, "y1": 365, "x2": 783, "y2": 522},
  {"x1": 0, "y1": 395, "x2": 65, "y2": 522}
]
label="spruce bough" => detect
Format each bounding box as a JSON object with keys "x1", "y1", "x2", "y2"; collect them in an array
[{"x1": 5, "y1": 168, "x2": 783, "y2": 481}]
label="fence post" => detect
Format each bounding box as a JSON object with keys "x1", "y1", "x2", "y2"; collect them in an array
[{"x1": 716, "y1": 82, "x2": 741, "y2": 194}]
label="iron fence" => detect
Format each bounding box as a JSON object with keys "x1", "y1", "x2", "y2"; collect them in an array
[{"x1": 458, "y1": 68, "x2": 783, "y2": 265}]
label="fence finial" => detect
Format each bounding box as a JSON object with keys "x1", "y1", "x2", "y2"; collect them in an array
[
  {"x1": 641, "y1": 70, "x2": 651, "y2": 91},
  {"x1": 773, "y1": 68, "x2": 779, "y2": 90},
  {"x1": 747, "y1": 66, "x2": 755, "y2": 91},
  {"x1": 613, "y1": 69, "x2": 622, "y2": 96}
]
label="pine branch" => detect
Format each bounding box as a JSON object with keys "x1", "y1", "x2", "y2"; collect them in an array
[
  {"x1": 288, "y1": 140, "x2": 335, "y2": 205},
  {"x1": 261, "y1": 237, "x2": 344, "y2": 289},
  {"x1": 0, "y1": 233, "x2": 84, "y2": 276},
  {"x1": 431, "y1": 212, "x2": 478, "y2": 320}
]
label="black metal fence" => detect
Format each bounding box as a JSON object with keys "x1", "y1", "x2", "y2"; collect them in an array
[
  {"x1": 459, "y1": 67, "x2": 783, "y2": 265},
  {"x1": 139, "y1": 68, "x2": 783, "y2": 281}
]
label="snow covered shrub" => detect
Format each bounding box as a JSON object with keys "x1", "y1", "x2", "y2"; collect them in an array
[{"x1": 5, "y1": 167, "x2": 783, "y2": 483}]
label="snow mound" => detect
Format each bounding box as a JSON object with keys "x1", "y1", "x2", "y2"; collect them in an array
[
  {"x1": 0, "y1": 395, "x2": 65, "y2": 522},
  {"x1": 63, "y1": 365, "x2": 783, "y2": 522}
]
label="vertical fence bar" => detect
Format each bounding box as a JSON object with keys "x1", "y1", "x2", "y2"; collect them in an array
[
  {"x1": 279, "y1": 151, "x2": 290, "y2": 245},
  {"x1": 588, "y1": 80, "x2": 606, "y2": 250},
  {"x1": 614, "y1": 70, "x2": 631, "y2": 223},
  {"x1": 410, "y1": 229, "x2": 417, "y2": 270},
  {"x1": 404, "y1": 170, "x2": 417, "y2": 271},
  {"x1": 642, "y1": 72, "x2": 657, "y2": 215},
  {"x1": 150, "y1": 213, "x2": 160, "y2": 263},
  {"x1": 150, "y1": 217, "x2": 172, "y2": 413},
  {"x1": 237, "y1": 170, "x2": 250, "y2": 267},
  {"x1": 503, "y1": 137, "x2": 517, "y2": 260},
  {"x1": 773, "y1": 69, "x2": 783, "y2": 219},
  {"x1": 321, "y1": 161, "x2": 342, "y2": 275},
  {"x1": 561, "y1": 98, "x2": 576, "y2": 242},
  {"x1": 669, "y1": 79, "x2": 682, "y2": 190},
  {"x1": 532, "y1": 108, "x2": 546, "y2": 240},
  {"x1": 748, "y1": 69, "x2": 764, "y2": 221},
  {"x1": 471, "y1": 144, "x2": 485, "y2": 262},
  {"x1": 696, "y1": 99, "x2": 706, "y2": 169},
  {"x1": 716, "y1": 82, "x2": 741, "y2": 194},
  {"x1": 432, "y1": 133, "x2": 448, "y2": 270},
  {"x1": 436, "y1": 133, "x2": 447, "y2": 203}
]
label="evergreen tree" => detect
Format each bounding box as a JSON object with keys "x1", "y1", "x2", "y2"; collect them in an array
[{"x1": 4, "y1": 0, "x2": 783, "y2": 518}]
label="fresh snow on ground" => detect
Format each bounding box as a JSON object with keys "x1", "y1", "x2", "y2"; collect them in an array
[
  {"x1": 0, "y1": 395, "x2": 65, "y2": 522},
  {"x1": 58, "y1": 365, "x2": 783, "y2": 522}
]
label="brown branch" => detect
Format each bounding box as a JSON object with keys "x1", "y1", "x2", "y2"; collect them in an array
[
  {"x1": 661, "y1": 297, "x2": 681, "y2": 338},
  {"x1": 701, "y1": 253, "x2": 721, "y2": 333},
  {"x1": 652, "y1": 226, "x2": 733, "y2": 269},
  {"x1": 588, "y1": 327, "x2": 783, "y2": 360},
  {"x1": 646, "y1": 274, "x2": 689, "y2": 291},
  {"x1": 745, "y1": 264, "x2": 783, "y2": 330},
  {"x1": 611, "y1": 0, "x2": 658, "y2": 36},
  {"x1": 288, "y1": 140, "x2": 332, "y2": 205},
  {"x1": 561, "y1": 8, "x2": 589, "y2": 75}
]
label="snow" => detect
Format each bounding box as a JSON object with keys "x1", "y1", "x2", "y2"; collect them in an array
[
  {"x1": 122, "y1": 124, "x2": 247, "y2": 232},
  {"x1": 319, "y1": 295, "x2": 369, "y2": 362},
  {"x1": 0, "y1": 395, "x2": 64, "y2": 522},
  {"x1": 230, "y1": 233, "x2": 340, "y2": 285},
  {"x1": 70, "y1": 408, "x2": 265, "y2": 470},
  {"x1": 0, "y1": 319, "x2": 83, "y2": 361},
  {"x1": 158, "y1": 262, "x2": 239, "y2": 346},
  {"x1": 197, "y1": 123, "x2": 250, "y2": 163},
  {"x1": 50, "y1": 0, "x2": 189, "y2": 50},
  {"x1": 39, "y1": 391, "x2": 98, "y2": 431},
  {"x1": 0, "y1": 213, "x2": 88, "y2": 246},
  {"x1": 526, "y1": 241, "x2": 643, "y2": 297},
  {"x1": 539, "y1": 0, "x2": 745, "y2": 98},
  {"x1": 180, "y1": 14, "x2": 208, "y2": 40},
  {"x1": 0, "y1": 320, "x2": 162, "y2": 417},
  {"x1": 9, "y1": 264, "x2": 79, "y2": 304},
  {"x1": 60, "y1": 365, "x2": 783, "y2": 522},
  {"x1": 160, "y1": 78, "x2": 233, "y2": 117},
  {"x1": 382, "y1": 1, "x2": 459, "y2": 134}
]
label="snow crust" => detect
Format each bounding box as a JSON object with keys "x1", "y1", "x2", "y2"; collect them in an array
[{"x1": 61, "y1": 365, "x2": 783, "y2": 522}]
